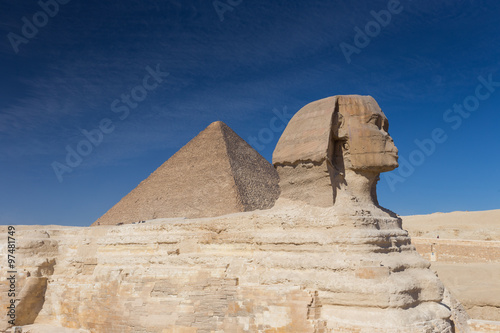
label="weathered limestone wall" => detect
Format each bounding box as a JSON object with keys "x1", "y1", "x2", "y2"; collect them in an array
[
  {"x1": 411, "y1": 238, "x2": 500, "y2": 323},
  {"x1": 412, "y1": 238, "x2": 500, "y2": 263},
  {"x1": 1, "y1": 203, "x2": 453, "y2": 332}
]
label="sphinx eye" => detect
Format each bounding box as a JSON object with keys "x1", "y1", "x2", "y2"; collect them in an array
[
  {"x1": 342, "y1": 142, "x2": 349, "y2": 150},
  {"x1": 382, "y1": 119, "x2": 389, "y2": 132},
  {"x1": 368, "y1": 115, "x2": 382, "y2": 129}
]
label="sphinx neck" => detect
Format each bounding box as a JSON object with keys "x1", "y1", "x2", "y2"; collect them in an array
[{"x1": 335, "y1": 169, "x2": 379, "y2": 209}]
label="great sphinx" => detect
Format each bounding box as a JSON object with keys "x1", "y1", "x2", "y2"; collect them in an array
[{"x1": 272, "y1": 95, "x2": 454, "y2": 331}]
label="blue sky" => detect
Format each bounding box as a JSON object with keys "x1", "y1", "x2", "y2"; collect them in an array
[{"x1": 1, "y1": 0, "x2": 499, "y2": 226}]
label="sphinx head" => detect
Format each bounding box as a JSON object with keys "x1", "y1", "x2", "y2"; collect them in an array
[
  {"x1": 332, "y1": 95, "x2": 398, "y2": 174},
  {"x1": 273, "y1": 94, "x2": 399, "y2": 212}
]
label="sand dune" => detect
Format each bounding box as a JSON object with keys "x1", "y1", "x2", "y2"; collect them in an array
[{"x1": 402, "y1": 209, "x2": 500, "y2": 241}]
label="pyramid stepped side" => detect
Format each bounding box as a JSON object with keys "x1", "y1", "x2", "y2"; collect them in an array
[
  {"x1": 92, "y1": 121, "x2": 279, "y2": 226},
  {"x1": 220, "y1": 123, "x2": 280, "y2": 211}
]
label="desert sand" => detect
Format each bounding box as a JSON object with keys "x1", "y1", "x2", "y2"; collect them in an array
[{"x1": 402, "y1": 209, "x2": 500, "y2": 241}]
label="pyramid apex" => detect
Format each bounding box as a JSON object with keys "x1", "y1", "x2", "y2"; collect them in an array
[{"x1": 208, "y1": 120, "x2": 226, "y2": 129}]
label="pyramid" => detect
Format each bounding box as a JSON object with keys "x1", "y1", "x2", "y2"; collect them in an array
[{"x1": 92, "y1": 121, "x2": 280, "y2": 226}]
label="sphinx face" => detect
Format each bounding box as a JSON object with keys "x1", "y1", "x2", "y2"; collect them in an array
[{"x1": 338, "y1": 96, "x2": 398, "y2": 173}]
